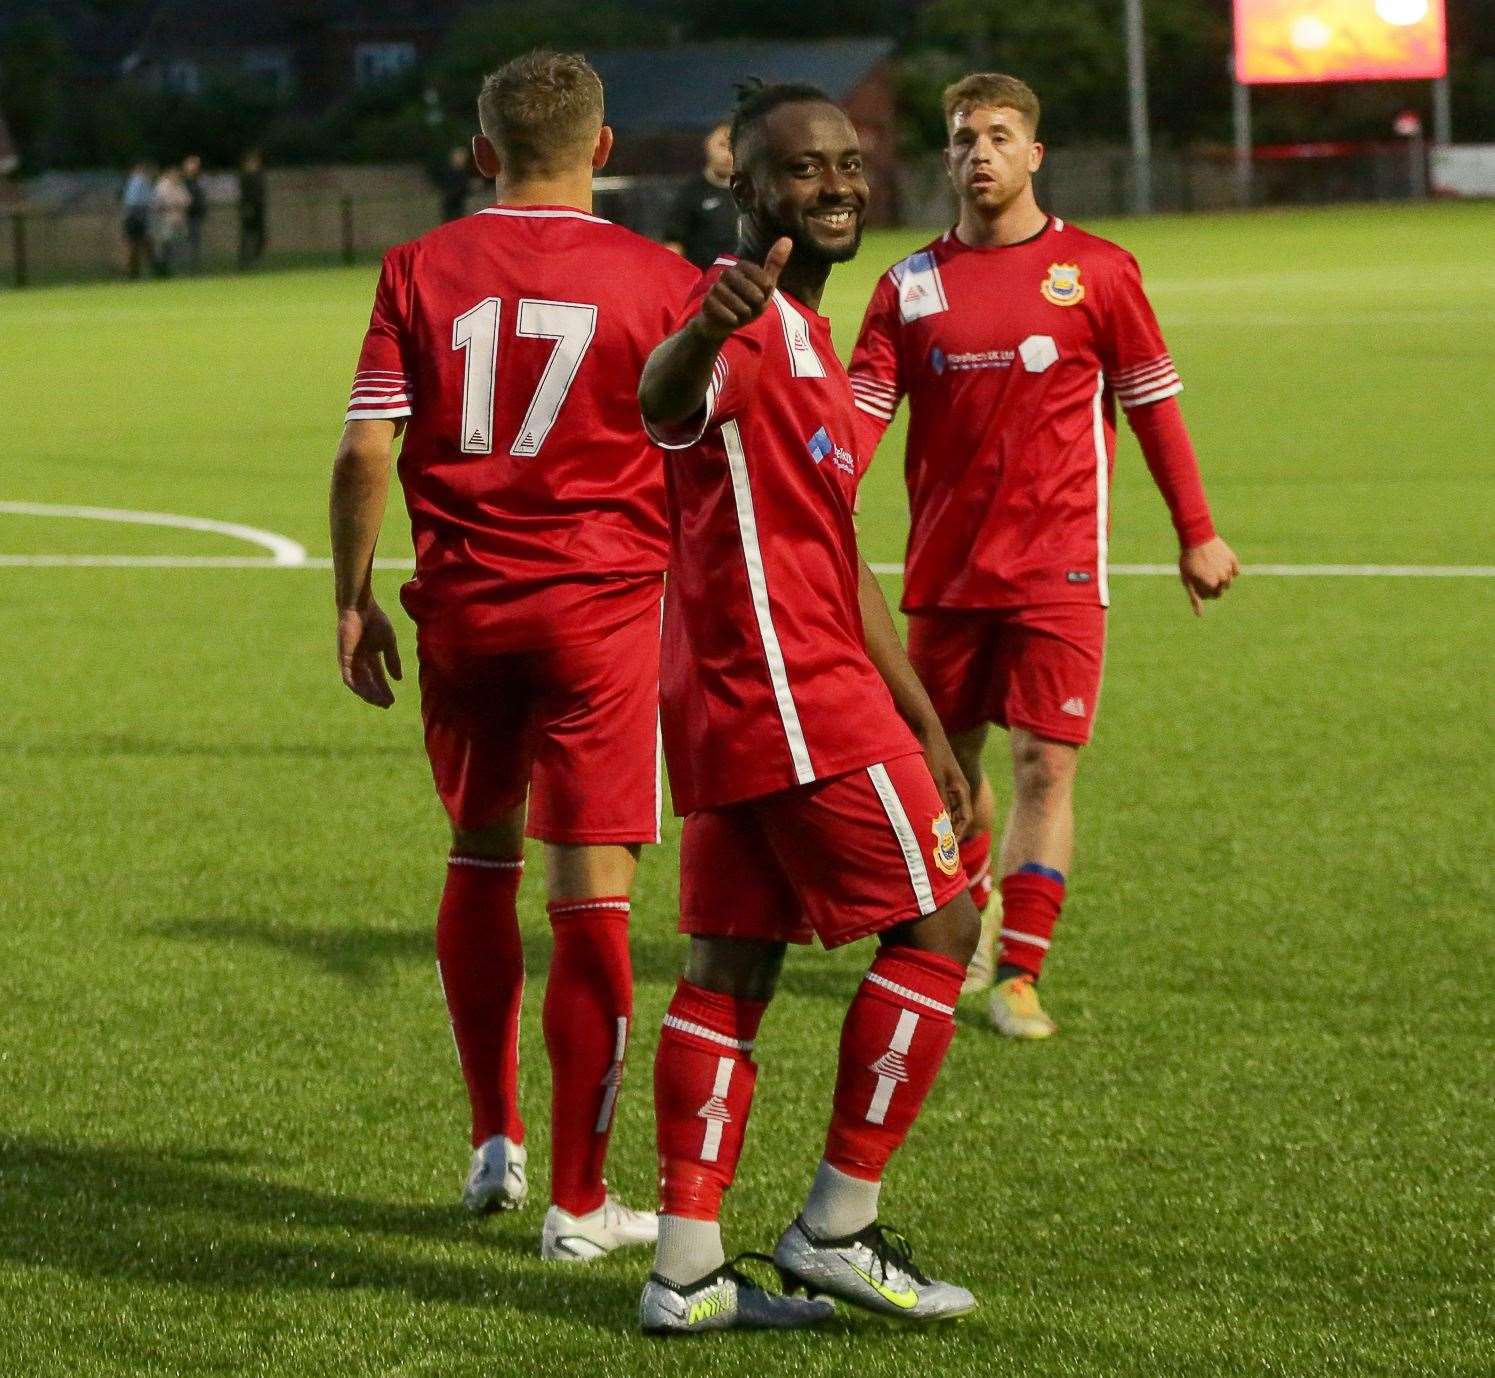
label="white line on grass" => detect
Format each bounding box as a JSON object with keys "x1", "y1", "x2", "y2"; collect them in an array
[
  {"x1": 0, "y1": 554, "x2": 1488, "y2": 577},
  {"x1": 866, "y1": 562, "x2": 1495, "y2": 578},
  {"x1": 0, "y1": 505, "x2": 1488, "y2": 577},
  {"x1": 0, "y1": 502, "x2": 307, "y2": 565}
]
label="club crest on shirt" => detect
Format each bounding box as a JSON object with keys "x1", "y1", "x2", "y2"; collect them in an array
[
  {"x1": 930, "y1": 810, "x2": 960, "y2": 878},
  {"x1": 1040, "y1": 262, "x2": 1085, "y2": 307},
  {"x1": 806, "y1": 425, "x2": 856, "y2": 475}
]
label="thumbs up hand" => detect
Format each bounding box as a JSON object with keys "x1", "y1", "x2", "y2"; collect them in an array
[{"x1": 693, "y1": 237, "x2": 795, "y2": 344}]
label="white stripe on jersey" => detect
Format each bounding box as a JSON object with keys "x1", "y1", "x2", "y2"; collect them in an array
[
  {"x1": 1119, "y1": 379, "x2": 1183, "y2": 409},
  {"x1": 721, "y1": 419, "x2": 815, "y2": 786},
  {"x1": 866, "y1": 762, "x2": 937, "y2": 916},
  {"x1": 1114, "y1": 353, "x2": 1176, "y2": 383},
  {"x1": 771, "y1": 292, "x2": 826, "y2": 378},
  {"x1": 476, "y1": 206, "x2": 609, "y2": 225},
  {"x1": 1091, "y1": 369, "x2": 1111, "y2": 607}
]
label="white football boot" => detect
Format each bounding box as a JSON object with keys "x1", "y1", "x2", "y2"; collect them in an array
[
  {"x1": 461, "y1": 1135, "x2": 528, "y2": 1214},
  {"x1": 960, "y1": 905, "x2": 1000, "y2": 996},
  {"x1": 541, "y1": 1194, "x2": 659, "y2": 1261},
  {"x1": 773, "y1": 1216, "x2": 976, "y2": 1322},
  {"x1": 988, "y1": 974, "x2": 1058, "y2": 1040},
  {"x1": 640, "y1": 1254, "x2": 837, "y2": 1335}
]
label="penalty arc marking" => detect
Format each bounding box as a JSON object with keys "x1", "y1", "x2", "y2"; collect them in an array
[
  {"x1": 0, "y1": 502, "x2": 307, "y2": 566},
  {"x1": 0, "y1": 505, "x2": 1488, "y2": 577}
]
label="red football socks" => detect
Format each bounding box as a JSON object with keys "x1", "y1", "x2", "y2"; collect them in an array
[
  {"x1": 823, "y1": 947, "x2": 965, "y2": 1182},
  {"x1": 654, "y1": 980, "x2": 767, "y2": 1220},
  {"x1": 435, "y1": 854, "x2": 526, "y2": 1149},
  {"x1": 544, "y1": 897, "x2": 634, "y2": 1216},
  {"x1": 960, "y1": 828, "x2": 995, "y2": 911},
  {"x1": 997, "y1": 864, "x2": 1067, "y2": 980}
]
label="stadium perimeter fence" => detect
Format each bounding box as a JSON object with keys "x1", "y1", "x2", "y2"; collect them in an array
[{"x1": 0, "y1": 144, "x2": 1446, "y2": 290}]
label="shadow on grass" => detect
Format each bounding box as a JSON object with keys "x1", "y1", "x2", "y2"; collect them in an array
[
  {"x1": 0, "y1": 1135, "x2": 645, "y2": 1326},
  {"x1": 154, "y1": 916, "x2": 869, "y2": 1006},
  {"x1": 155, "y1": 916, "x2": 694, "y2": 988}
]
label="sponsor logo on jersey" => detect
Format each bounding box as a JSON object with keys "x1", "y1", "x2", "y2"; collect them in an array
[
  {"x1": 807, "y1": 426, "x2": 856, "y2": 475},
  {"x1": 931, "y1": 810, "x2": 960, "y2": 877},
  {"x1": 1061, "y1": 697, "x2": 1087, "y2": 717},
  {"x1": 934, "y1": 347, "x2": 1015, "y2": 373},
  {"x1": 1040, "y1": 262, "x2": 1085, "y2": 306},
  {"x1": 1066, "y1": 570, "x2": 1092, "y2": 584}
]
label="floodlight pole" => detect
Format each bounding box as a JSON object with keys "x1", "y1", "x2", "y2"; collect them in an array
[
  {"x1": 1431, "y1": 76, "x2": 1451, "y2": 147},
  {"x1": 1123, "y1": 0, "x2": 1152, "y2": 214},
  {"x1": 1231, "y1": 62, "x2": 1252, "y2": 209}
]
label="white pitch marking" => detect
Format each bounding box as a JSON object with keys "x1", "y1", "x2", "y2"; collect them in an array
[
  {"x1": 0, "y1": 502, "x2": 308, "y2": 565},
  {"x1": 866, "y1": 562, "x2": 1495, "y2": 579}
]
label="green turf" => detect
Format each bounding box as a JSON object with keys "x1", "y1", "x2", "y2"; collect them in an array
[{"x1": 2, "y1": 203, "x2": 1492, "y2": 1377}]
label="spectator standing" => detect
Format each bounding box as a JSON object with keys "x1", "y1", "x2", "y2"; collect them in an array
[
  {"x1": 151, "y1": 164, "x2": 191, "y2": 277},
  {"x1": 182, "y1": 154, "x2": 208, "y2": 271},
  {"x1": 238, "y1": 149, "x2": 267, "y2": 269},
  {"x1": 122, "y1": 160, "x2": 155, "y2": 279},
  {"x1": 663, "y1": 121, "x2": 737, "y2": 268},
  {"x1": 438, "y1": 146, "x2": 471, "y2": 222}
]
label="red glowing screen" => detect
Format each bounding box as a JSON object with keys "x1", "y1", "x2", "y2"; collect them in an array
[{"x1": 1234, "y1": 0, "x2": 1447, "y2": 85}]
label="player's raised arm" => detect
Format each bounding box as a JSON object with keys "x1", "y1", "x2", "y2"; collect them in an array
[
  {"x1": 857, "y1": 556, "x2": 972, "y2": 836},
  {"x1": 638, "y1": 237, "x2": 791, "y2": 427},
  {"x1": 329, "y1": 417, "x2": 404, "y2": 708}
]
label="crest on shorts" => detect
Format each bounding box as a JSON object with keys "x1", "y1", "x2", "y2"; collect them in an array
[
  {"x1": 1040, "y1": 262, "x2": 1085, "y2": 307},
  {"x1": 930, "y1": 810, "x2": 960, "y2": 878}
]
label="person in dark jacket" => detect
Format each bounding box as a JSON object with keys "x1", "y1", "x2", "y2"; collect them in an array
[
  {"x1": 183, "y1": 154, "x2": 207, "y2": 271},
  {"x1": 238, "y1": 149, "x2": 267, "y2": 269},
  {"x1": 663, "y1": 121, "x2": 737, "y2": 269}
]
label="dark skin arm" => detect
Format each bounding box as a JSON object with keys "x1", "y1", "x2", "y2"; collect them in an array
[
  {"x1": 638, "y1": 237, "x2": 792, "y2": 427},
  {"x1": 858, "y1": 557, "x2": 972, "y2": 836}
]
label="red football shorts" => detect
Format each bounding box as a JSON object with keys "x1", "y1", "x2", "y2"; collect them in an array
[
  {"x1": 679, "y1": 752, "x2": 969, "y2": 949},
  {"x1": 906, "y1": 604, "x2": 1106, "y2": 746},
  {"x1": 418, "y1": 598, "x2": 661, "y2": 844}
]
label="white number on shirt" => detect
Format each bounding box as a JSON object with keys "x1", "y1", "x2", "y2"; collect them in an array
[
  {"x1": 451, "y1": 296, "x2": 596, "y2": 458},
  {"x1": 511, "y1": 300, "x2": 597, "y2": 457},
  {"x1": 452, "y1": 297, "x2": 501, "y2": 455}
]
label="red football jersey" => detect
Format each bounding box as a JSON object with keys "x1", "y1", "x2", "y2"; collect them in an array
[
  {"x1": 649, "y1": 261, "x2": 919, "y2": 815},
  {"x1": 849, "y1": 217, "x2": 1207, "y2": 611},
  {"x1": 347, "y1": 206, "x2": 700, "y2": 653}
]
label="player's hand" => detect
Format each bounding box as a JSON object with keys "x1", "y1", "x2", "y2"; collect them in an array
[
  {"x1": 337, "y1": 600, "x2": 403, "y2": 708},
  {"x1": 692, "y1": 237, "x2": 793, "y2": 343},
  {"x1": 918, "y1": 724, "x2": 973, "y2": 839},
  {"x1": 1179, "y1": 536, "x2": 1241, "y2": 616}
]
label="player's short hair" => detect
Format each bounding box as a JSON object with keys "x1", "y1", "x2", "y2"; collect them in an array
[
  {"x1": 478, "y1": 49, "x2": 604, "y2": 178},
  {"x1": 729, "y1": 80, "x2": 835, "y2": 162},
  {"x1": 942, "y1": 73, "x2": 1041, "y2": 137}
]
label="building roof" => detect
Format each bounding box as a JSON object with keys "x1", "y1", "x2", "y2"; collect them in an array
[{"x1": 591, "y1": 39, "x2": 895, "y2": 134}]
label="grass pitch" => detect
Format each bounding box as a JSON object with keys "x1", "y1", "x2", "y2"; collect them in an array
[{"x1": 2, "y1": 202, "x2": 1492, "y2": 1377}]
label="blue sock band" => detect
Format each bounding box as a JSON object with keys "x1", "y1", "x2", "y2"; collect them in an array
[{"x1": 1016, "y1": 862, "x2": 1066, "y2": 886}]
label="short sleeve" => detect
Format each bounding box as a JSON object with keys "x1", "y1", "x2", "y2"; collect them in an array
[
  {"x1": 643, "y1": 266, "x2": 765, "y2": 450},
  {"x1": 847, "y1": 271, "x2": 905, "y2": 453},
  {"x1": 1100, "y1": 253, "x2": 1182, "y2": 411},
  {"x1": 346, "y1": 248, "x2": 414, "y2": 422}
]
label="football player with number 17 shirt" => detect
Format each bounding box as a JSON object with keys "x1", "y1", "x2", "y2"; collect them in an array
[
  {"x1": 849, "y1": 74, "x2": 1240, "y2": 1038},
  {"x1": 329, "y1": 51, "x2": 698, "y2": 1260}
]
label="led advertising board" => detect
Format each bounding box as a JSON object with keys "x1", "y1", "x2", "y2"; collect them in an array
[{"x1": 1234, "y1": 0, "x2": 1447, "y2": 85}]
